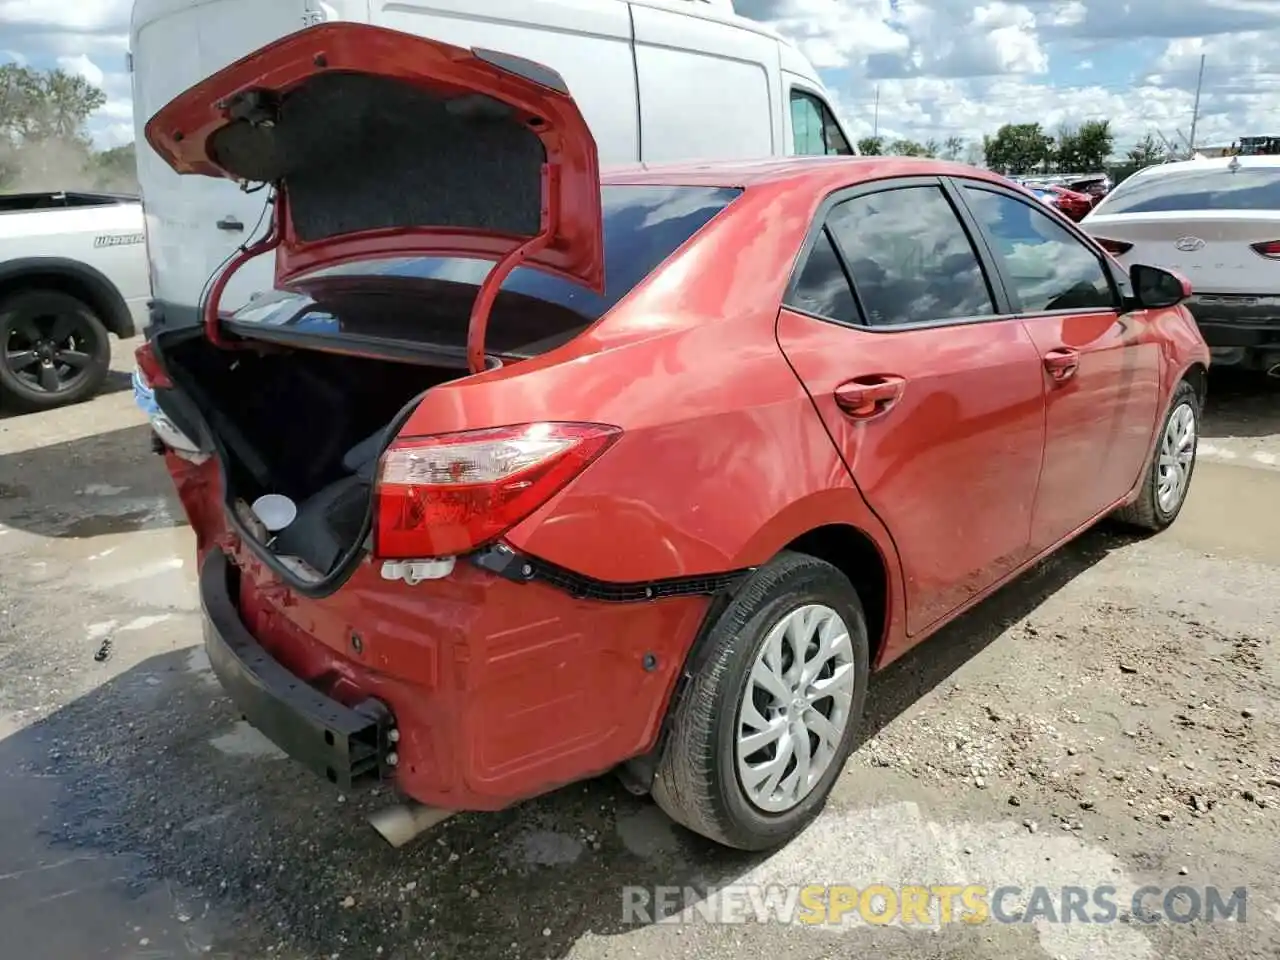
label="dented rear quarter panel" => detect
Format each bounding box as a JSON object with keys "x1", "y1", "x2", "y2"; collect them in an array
[{"x1": 398, "y1": 175, "x2": 907, "y2": 607}]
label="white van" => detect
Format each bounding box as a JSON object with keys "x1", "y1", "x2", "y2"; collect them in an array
[{"x1": 129, "y1": 0, "x2": 857, "y2": 332}]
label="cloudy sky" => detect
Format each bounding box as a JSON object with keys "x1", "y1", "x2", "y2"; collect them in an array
[{"x1": 1, "y1": 0, "x2": 1278, "y2": 154}]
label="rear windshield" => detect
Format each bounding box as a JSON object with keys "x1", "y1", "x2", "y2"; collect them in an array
[
  {"x1": 291, "y1": 183, "x2": 738, "y2": 316},
  {"x1": 1098, "y1": 166, "x2": 1280, "y2": 214}
]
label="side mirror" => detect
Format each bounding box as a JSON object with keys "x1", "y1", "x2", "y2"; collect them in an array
[{"x1": 1130, "y1": 263, "x2": 1192, "y2": 308}]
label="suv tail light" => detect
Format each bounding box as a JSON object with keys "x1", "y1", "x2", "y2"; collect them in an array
[
  {"x1": 1250, "y1": 240, "x2": 1280, "y2": 259},
  {"x1": 134, "y1": 341, "x2": 172, "y2": 388},
  {"x1": 374, "y1": 422, "x2": 621, "y2": 559},
  {"x1": 1095, "y1": 237, "x2": 1133, "y2": 257}
]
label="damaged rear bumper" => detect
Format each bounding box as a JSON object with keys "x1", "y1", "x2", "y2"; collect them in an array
[
  {"x1": 195, "y1": 532, "x2": 711, "y2": 810},
  {"x1": 201, "y1": 549, "x2": 394, "y2": 789}
]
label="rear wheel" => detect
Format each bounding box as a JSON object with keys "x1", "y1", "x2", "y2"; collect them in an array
[
  {"x1": 0, "y1": 290, "x2": 111, "y2": 412},
  {"x1": 1113, "y1": 379, "x2": 1200, "y2": 532},
  {"x1": 652, "y1": 551, "x2": 869, "y2": 850}
]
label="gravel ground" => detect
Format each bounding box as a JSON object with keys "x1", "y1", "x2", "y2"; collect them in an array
[{"x1": 0, "y1": 339, "x2": 1277, "y2": 960}]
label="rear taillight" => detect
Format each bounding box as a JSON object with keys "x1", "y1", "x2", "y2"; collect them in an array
[
  {"x1": 374, "y1": 422, "x2": 621, "y2": 560},
  {"x1": 134, "y1": 341, "x2": 172, "y2": 388},
  {"x1": 1250, "y1": 240, "x2": 1280, "y2": 259},
  {"x1": 1095, "y1": 237, "x2": 1133, "y2": 256}
]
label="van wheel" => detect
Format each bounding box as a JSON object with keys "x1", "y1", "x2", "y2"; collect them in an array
[
  {"x1": 1112, "y1": 380, "x2": 1199, "y2": 533},
  {"x1": 652, "y1": 551, "x2": 869, "y2": 851},
  {"x1": 0, "y1": 290, "x2": 111, "y2": 412}
]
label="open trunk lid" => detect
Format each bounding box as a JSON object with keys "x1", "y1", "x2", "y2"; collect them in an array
[{"x1": 144, "y1": 22, "x2": 605, "y2": 361}]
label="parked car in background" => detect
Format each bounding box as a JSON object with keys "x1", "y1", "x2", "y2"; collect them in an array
[
  {"x1": 1024, "y1": 183, "x2": 1094, "y2": 222},
  {"x1": 1083, "y1": 154, "x2": 1280, "y2": 374},
  {"x1": 0, "y1": 191, "x2": 146, "y2": 411},
  {"x1": 128, "y1": 0, "x2": 857, "y2": 336},
  {"x1": 1064, "y1": 174, "x2": 1111, "y2": 203},
  {"x1": 137, "y1": 25, "x2": 1211, "y2": 853}
]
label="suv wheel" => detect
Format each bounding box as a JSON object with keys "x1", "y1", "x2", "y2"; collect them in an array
[
  {"x1": 652, "y1": 551, "x2": 869, "y2": 850},
  {"x1": 0, "y1": 290, "x2": 111, "y2": 412}
]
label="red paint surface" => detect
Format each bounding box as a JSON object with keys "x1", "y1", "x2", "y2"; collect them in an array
[
  {"x1": 158, "y1": 154, "x2": 1209, "y2": 811},
  {"x1": 1042, "y1": 185, "x2": 1095, "y2": 222}
]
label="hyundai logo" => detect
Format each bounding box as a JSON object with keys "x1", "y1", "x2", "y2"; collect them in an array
[{"x1": 1174, "y1": 236, "x2": 1206, "y2": 252}]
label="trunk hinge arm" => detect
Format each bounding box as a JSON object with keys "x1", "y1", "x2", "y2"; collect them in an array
[
  {"x1": 202, "y1": 188, "x2": 283, "y2": 348},
  {"x1": 466, "y1": 164, "x2": 561, "y2": 374}
]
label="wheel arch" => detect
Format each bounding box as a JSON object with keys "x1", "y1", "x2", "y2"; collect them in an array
[
  {"x1": 0, "y1": 258, "x2": 136, "y2": 339},
  {"x1": 1180, "y1": 361, "x2": 1208, "y2": 410},
  {"x1": 618, "y1": 493, "x2": 903, "y2": 795},
  {"x1": 782, "y1": 524, "x2": 891, "y2": 667},
  {"x1": 728, "y1": 487, "x2": 903, "y2": 666}
]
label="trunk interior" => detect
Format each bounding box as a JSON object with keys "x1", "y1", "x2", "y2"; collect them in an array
[{"x1": 162, "y1": 335, "x2": 465, "y2": 579}]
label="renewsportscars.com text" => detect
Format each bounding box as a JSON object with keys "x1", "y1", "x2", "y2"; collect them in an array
[{"x1": 621, "y1": 883, "x2": 1248, "y2": 926}]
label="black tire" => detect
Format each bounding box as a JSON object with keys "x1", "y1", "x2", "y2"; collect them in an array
[
  {"x1": 651, "y1": 551, "x2": 870, "y2": 850},
  {"x1": 1112, "y1": 379, "x2": 1200, "y2": 533},
  {"x1": 0, "y1": 289, "x2": 111, "y2": 413}
]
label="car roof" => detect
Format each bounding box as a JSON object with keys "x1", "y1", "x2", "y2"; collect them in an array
[
  {"x1": 1130, "y1": 155, "x2": 1280, "y2": 180},
  {"x1": 600, "y1": 156, "x2": 1012, "y2": 190}
]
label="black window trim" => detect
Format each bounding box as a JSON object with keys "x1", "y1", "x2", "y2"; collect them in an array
[
  {"x1": 944, "y1": 176, "x2": 1124, "y2": 319},
  {"x1": 783, "y1": 175, "x2": 1017, "y2": 333}
]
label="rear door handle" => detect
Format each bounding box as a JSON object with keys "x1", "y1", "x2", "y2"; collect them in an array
[
  {"x1": 216, "y1": 216, "x2": 244, "y2": 231},
  {"x1": 1043, "y1": 348, "x2": 1080, "y2": 383},
  {"x1": 833, "y1": 375, "x2": 906, "y2": 419}
]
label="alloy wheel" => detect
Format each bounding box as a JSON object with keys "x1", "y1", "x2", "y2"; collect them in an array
[{"x1": 3, "y1": 311, "x2": 99, "y2": 396}]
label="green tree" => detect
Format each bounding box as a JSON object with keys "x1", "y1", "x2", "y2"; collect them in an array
[
  {"x1": 941, "y1": 136, "x2": 966, "y2": 161},
  {"x1": 91, "y1": 143, "x2": 138, "y2": 191},
  {"x1": 0, "y1": 64, "x2": 105, "y2": 145},
  {"x1": 0, "y1": 64, "x2": 114, "y2": 190},
  {"x1": 982, "y1": 123, "x2": 1055, "y2": 174},
  {"x1": 857, "y1": 135, "x2": 885, "y2": 155},
  {"x1": 1056, "y1": 124, "x2": 1083, "y2": 172},
  {"x1": 1126, "y1": 134, "x2": 1166, "y2": 167},
  {"x1": 1074, "y1": 119, "x2": 1114, "y2": 171},
  {"x1": 889, "y1": 138, "x2": 934, "y2": 157}
]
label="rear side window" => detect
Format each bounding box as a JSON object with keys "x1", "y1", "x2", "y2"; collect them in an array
[
  {"x1": 1098, "y1": 166, "x2": 1280, "y2": 214},
  {"x1": 790, "y1": 230, "x2": 860, "y2": 323},
  {"x1": 306, "y1": 185, "x2": 742, "y2": 323},
  {"x1": 790, "y1": 90, "x2": 853, "y2": 157},
  {"x1": 822, "y1": 186, "x2": 995, "y2": 326},
  {"x1": 962, "y1": 187, "x2": 1114, "y2": 313}
]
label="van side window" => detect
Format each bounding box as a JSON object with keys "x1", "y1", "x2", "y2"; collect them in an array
[{"x1": 790, "y1": 90, "x2": 853, "y2": 156}]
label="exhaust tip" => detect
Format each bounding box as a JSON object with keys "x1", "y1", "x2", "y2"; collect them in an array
[
  {"x1": 1266, "y1": 362, "x2": 1280, "y2": 379},
  {"x1": 368, "y1": 802, "x2": 453, "y2": 848}
]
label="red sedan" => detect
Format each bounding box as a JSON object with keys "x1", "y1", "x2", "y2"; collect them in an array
[
  {"x1": 138, "y1": 24, "x2": 1210, "y2": 852},
  {"x1": 1028, "y1": 183, "x2": 1096, "y2": 221}
]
